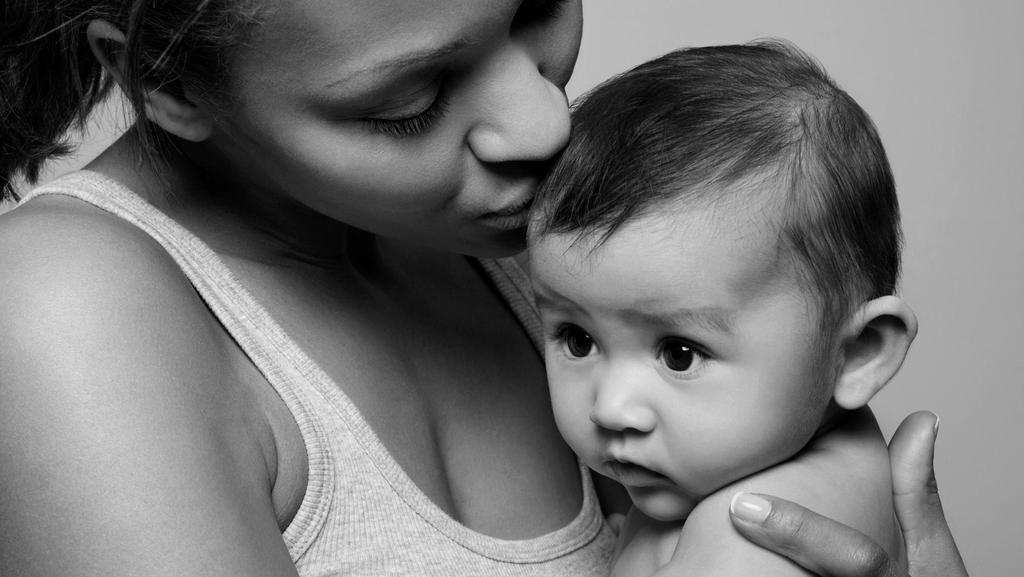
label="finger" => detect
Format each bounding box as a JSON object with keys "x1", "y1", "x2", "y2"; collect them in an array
[
  {"x1": 729, "y1": 492, "x2": 902, "y2": 577},
  {"x1": 888, "y1": 411, "x2": 968, "y2": 576},
  {"x1": 888, "y1": 411, "x2": 940, "y2": 542}
]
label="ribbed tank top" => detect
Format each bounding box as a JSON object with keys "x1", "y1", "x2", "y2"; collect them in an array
[{"x1": 19, "y1": 171, "x2": 615, "y2": 577}]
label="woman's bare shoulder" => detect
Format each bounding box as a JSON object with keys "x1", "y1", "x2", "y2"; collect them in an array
[
  {"x1": 0, "y1": 194, "x2": 223, "y2": 373},
  {"x1": 0, "y1": 196, "x2": 297, "y2": 576}
]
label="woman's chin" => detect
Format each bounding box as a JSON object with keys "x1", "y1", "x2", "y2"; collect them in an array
[{"x1": 458, "y1": 227, "x2": 528, "y2": 258}]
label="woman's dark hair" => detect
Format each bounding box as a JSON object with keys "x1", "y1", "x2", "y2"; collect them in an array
[{"x1": 1, "y1": 0, "x2": 263, "y2": 200}]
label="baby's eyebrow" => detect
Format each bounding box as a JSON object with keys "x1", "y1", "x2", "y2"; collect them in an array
[
  {"x1": 620, "y1": 306, "x2": 736, "y2": 335},
  {"x1": 532, "y1": 287, "x2": 580, "y2": 313}
]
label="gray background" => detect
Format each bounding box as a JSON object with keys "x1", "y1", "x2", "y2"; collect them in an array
[{"x1": 10, "y1": 1, "x2": 1021, "y2": 573}]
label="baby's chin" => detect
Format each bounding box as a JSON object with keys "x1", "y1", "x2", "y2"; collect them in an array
[{"x1": 627, "y1": 484, "x2": 700, "y2": 522}]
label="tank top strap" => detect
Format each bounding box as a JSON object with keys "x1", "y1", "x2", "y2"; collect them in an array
[
  {"x1": 476, "y1": 255, "x2": 544, "y2": 353},
  {"x1": 19, "y1": 170, "x2": 334, "y2": 556}
]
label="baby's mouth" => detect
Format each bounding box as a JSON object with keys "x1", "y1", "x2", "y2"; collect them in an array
[{"x1": 604, "y1": 460, "x2": 671, "y2": 488}]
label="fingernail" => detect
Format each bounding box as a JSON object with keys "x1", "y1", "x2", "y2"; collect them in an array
[
  {"x1": 932, "y1": 413, "x2": 940, "y2": 439},
  {"x1": 730, "y1": 492, "x2": 771, "y2": 524}
]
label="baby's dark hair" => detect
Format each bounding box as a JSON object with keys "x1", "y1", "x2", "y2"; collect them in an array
[
  {"x1": 533, "y1": 40, "x2": 902, "y2": 333},
  {"x1": 1, "y1": 0, "x2": 263, "y2": 201}
]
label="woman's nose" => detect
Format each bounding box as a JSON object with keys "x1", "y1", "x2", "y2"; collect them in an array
[
  {"x1": 466, "y1": 46, "x2": 571, "y2": 165},
  {"x1": 589, "y1": 367, "x2": 656, "y2": 434}
]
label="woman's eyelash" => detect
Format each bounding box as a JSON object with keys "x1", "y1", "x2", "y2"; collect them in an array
[
  {"x1": 515, "y1": 0, "x2": 569, "y2": 25},
  {"x1": 363, "y1": 91, "x2": 451, "y2": 138}
]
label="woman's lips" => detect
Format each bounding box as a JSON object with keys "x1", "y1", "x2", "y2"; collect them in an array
[
  {"x1": 478, "y1": 197, "x2": 534, "y2": 230},
  {"x1": 604, "y1": 460, "x2": 672, "y2": 488},
  {"x1": 489, "y1": 195, "x2": 534, "y2": 217}
]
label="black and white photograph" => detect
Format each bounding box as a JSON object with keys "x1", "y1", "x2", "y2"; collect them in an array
[{"x1": 1, "y1": 1, "x2": 1018, "y2": 575}]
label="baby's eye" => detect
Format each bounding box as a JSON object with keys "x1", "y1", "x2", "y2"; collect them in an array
[
  {"x1": 557, "y1": 325, "x2": 596, "y2": 358},
  {"x1": 658, "y1": 339, "x2": 707, "y2": 375}
]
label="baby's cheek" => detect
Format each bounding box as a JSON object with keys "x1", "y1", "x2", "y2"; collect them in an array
[
  {"x1": 548, "y1": 380, "x2": 595, "y2": 456},
  {"x1": 700, "y1": 418, "x2": 807, "y2": 490}
]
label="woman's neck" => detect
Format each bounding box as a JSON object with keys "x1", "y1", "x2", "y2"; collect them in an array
[{"x1": 86, "y1": 134, "x2": 400, "y2": 275}]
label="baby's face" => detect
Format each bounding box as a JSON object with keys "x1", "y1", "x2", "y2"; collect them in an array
[{"x1": 529, "y1": 205, "x2": 836, "y2": 521}]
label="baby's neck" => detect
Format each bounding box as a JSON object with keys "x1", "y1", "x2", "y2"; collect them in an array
[{"x1": 812, "y1": 400, "x2": 854, "y2": 442}]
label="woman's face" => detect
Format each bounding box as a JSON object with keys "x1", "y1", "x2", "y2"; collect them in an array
[{"x1": 206, "y1": 0, "x2": 582, "y2": 256}]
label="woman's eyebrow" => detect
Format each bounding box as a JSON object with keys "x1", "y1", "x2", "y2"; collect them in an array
[{"x1": 324, "y1": 38, "x2": 472, "y2": 89}]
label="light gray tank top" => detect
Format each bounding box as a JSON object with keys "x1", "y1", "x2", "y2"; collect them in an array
[{"x1": 21, "y1": 171, "x2": 615, "y2": 577}]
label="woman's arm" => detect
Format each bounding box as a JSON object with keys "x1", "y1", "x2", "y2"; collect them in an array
[
  {"x1": 729, "y1": 412, "x2": 968, "y2": 577},
  {"x1": 0, "y1": 200, "x2": 301, "y2": 577}
]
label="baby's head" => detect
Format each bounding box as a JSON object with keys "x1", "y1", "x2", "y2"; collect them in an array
[{"x1": 528, "y1": 40, "x2": 916, "y2": 521}]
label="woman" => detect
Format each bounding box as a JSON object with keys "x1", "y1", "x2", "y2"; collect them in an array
[{"x1": 0, "y1": 1, "x2": 966, "y2": 575}]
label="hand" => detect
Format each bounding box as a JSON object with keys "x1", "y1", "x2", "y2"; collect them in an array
[{"x1": 727, "y1": 411, "x2": 968, "y2": 577}]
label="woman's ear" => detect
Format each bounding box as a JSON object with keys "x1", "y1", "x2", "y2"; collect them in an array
[
  {"x1": 85, "y1": 19, "x2": 213, "y2": 142},
  {"x1": 833, "y1": 295, "x2": 918, "y2": 409}
]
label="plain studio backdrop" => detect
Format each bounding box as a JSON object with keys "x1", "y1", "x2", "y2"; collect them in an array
[{"x1": 8, "y1": 1, "x2": 1021, "y2": 574}]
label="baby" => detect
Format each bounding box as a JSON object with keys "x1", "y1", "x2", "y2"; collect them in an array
[{"x1": 528, "y1": 40, "x2": 914, "y2": 576}]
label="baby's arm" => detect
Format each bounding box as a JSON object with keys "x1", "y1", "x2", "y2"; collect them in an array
[{"x1": 652, "y1": 408, "x2": 900, "y2": 577}]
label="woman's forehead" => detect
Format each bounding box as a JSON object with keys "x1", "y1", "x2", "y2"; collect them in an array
[{"x1": 244, "y1": 0, "x2": 517, "y2": 87}]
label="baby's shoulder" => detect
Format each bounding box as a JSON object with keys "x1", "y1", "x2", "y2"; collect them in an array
[
  {"x1": 668, "y1": 409, "x2": 899, "y2": 576},
  {"x1": 734, "y1": 407, "x2": 893, "y2": 533}
]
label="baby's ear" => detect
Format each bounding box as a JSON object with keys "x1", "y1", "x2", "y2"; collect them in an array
[
  {"x1": 833, "y1": 296, "x2": 918, "y2": 409},
  {"x1": 86, "y1": 19, "x2": 213, "y2": 143}
]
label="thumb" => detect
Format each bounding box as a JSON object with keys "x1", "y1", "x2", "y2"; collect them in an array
[{"x1": 888, "y1": 411, "x2": 968, "y2": 576}]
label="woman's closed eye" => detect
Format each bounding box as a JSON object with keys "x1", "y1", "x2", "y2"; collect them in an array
[
  {"x1": 657, "y1": 338, "x2": 709, "y2": 378},
  {"x1": 554, "y1": 324, "x2": 597, "y2": 359},
  {"x1": 514, "y1": 0, "x2": 569, "y2": 27},
  {"x1": 362, "y1": 82, "x2": 450, "y2": 138}
]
